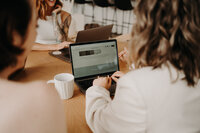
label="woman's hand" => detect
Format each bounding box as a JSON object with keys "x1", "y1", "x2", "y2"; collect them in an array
[
  {"x1": 119, "y1": 47, "x2": 135, "y2": 70},
  {"x1": 32, "y1": 41, "x2": 72, "y2": 51},
  {"x1": 111, "y1": 71, "x2": 125, "y2": 82},
  {"x1": 52, "y1": 5, "x2": 62, "y2": 14},
  {"x1": 93, "y1": 76, "x2": 112, "y2": 90},
  {"x1": 54, "y1": 41, "x2": 72, "y2": 50},
  {"x1": 119, "y1": 47, "x2": 129, "y2": 64}
]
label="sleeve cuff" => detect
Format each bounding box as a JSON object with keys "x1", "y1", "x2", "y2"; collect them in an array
[{"x1": 86, "y1": 85, "x2": 110, "y2": 97}]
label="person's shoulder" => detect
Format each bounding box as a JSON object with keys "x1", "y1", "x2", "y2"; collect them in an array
[
  {"x1": 24, "y1": 81, "x2": 61, "y2": 105},
  {"x1": 118, "y1": 66, "x2": 169, "y2": 87},
  {"x1": 125, "y1": 65, "x2": 170, "y2": 79},
  {"x1": 1, "y1": 80, "x2": 61, "y2": 107},
  {"x1": 0, "y1": 80, "x2": 66, "y2": 133},
  {"x1": 121, "y1": 67, "x2": 154, "y2": 80},
  {"x1": 23, "y1": 81, "x2": 66, "y2": 132},
  {"x1": 0, "y1": 80, "x2": 61, "y2": 111}
]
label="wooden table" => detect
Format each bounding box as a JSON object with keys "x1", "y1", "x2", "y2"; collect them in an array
[{"x1": 15, "y1": 39, "x2": 130, "y2": 133}]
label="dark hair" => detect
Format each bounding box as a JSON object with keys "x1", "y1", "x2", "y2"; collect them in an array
[
  {"x1": 131, "y1": 0, "x2": 200, "y2": 86},
  {"x1": 37, "y1": 0, "x2": 63, "y2": 20},
  {"x1": 0, "y1": 0, "x2": 32, "y2": 72}
]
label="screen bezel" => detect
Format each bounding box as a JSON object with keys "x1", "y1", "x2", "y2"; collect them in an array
[{"x1": 70, "y1": 39, "x2": 120, "y2": 80}]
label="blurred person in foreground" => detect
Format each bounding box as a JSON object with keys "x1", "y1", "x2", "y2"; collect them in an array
[{"x1": 0, "y1": 0, "x2": 66, "y2": 132}]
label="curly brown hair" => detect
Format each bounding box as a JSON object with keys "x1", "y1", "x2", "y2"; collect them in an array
[
  {"x1": 36, "y1": 0, "x2": 63, "y2": 20},
  {"x1": 131, "y1": 0, "x2": 200, "y2": 86}
]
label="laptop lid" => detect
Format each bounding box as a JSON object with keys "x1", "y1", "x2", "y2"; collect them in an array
[
  {"x1": 70, "y1": 39, "x2": 119, "y2": 80},
  {"x1": 48, "y1": 25, "x2": 113, "y2": 63},
  {"x1": 75, "y1": 24, "x2": 113, "y2": 43}
]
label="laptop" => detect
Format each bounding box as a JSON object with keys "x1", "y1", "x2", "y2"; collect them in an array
[
  {"x1": 70, "y1": 39, "x2": 119, "y2": 95},
  {"x1": 49, "y1": 24, "x2": 113, "y2": 62}
]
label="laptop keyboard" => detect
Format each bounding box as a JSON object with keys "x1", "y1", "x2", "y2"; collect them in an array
[
  {"x1": 78, "y1": 79, "x2": 93, "y2": 89},
  {"x1": 77, "y1": 79, "x2": 116, "y2": 96},
  {"x1": 49, "y1": 48, "x2": 71, "y2": 62}
]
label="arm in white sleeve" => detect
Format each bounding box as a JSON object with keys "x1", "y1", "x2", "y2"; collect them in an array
[{"x1": 85, "y1": 76, "x2": 147, "y2": 133}]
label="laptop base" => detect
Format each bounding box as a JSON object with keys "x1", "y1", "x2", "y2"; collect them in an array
[
  {"x1": 49, "y1": 48, "x2": 71, "y2": 62},
  {"x1": 76, "y1": 80, "x2": 116, "y2": 96}
]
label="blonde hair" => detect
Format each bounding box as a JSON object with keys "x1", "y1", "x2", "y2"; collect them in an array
[{"x1": 131, "y1": 0, "x2": 200, "y2": 86}]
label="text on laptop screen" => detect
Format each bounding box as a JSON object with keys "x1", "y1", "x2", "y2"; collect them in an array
[{"x1": 71, "y1": 41, "x2": 118, "y2": 78}]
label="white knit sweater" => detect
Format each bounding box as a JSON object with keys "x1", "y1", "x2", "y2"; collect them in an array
[{"x1": 86, "y1": 64, "x2": 200, "y2": 133}]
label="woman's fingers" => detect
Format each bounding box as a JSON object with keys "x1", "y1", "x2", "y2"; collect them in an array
[
  {"x1": 93, "y1": 76, "x2": 111, "y2": 90},
  {"x1": 111, "y1": 76, "x2": 118, "y2": 82},
  {"x1": 53, "y1": 5, "x2": 62, "y2": 13},
  {"x1": 119, "y1": 50, "x2": 126, "y2": 57},
  {"x1": 58, "y1": 41, "x2": 72, "y2": 48},
  {"x1": 119, "y1": 47, "x2": 130, "y2": 65},
  {"x1": 111, "y1": 71, "x2": 125, "y2": 82}
]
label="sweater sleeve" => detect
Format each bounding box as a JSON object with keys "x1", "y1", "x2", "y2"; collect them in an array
[{"x1": 85, "y1": 76, "x2": 147, "y2": 133}]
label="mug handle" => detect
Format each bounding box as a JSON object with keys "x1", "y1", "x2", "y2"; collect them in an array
[{"x1": 47, "y1": 80, "x2": 55, "y2": 84}]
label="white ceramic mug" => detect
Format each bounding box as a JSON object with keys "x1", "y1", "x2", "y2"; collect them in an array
[{"x1": 47, "y1": 73, "x2": 74, "y2": 100}]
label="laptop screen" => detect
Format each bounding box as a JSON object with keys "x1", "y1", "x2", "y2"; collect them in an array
[{"x1": 70, "y1": 40, "x2": 119, "y2": 79}]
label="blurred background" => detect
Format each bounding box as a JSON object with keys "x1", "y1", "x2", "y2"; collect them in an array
[{"x1": 61, "y1": 0, "x2": 136, "y2": 37}]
